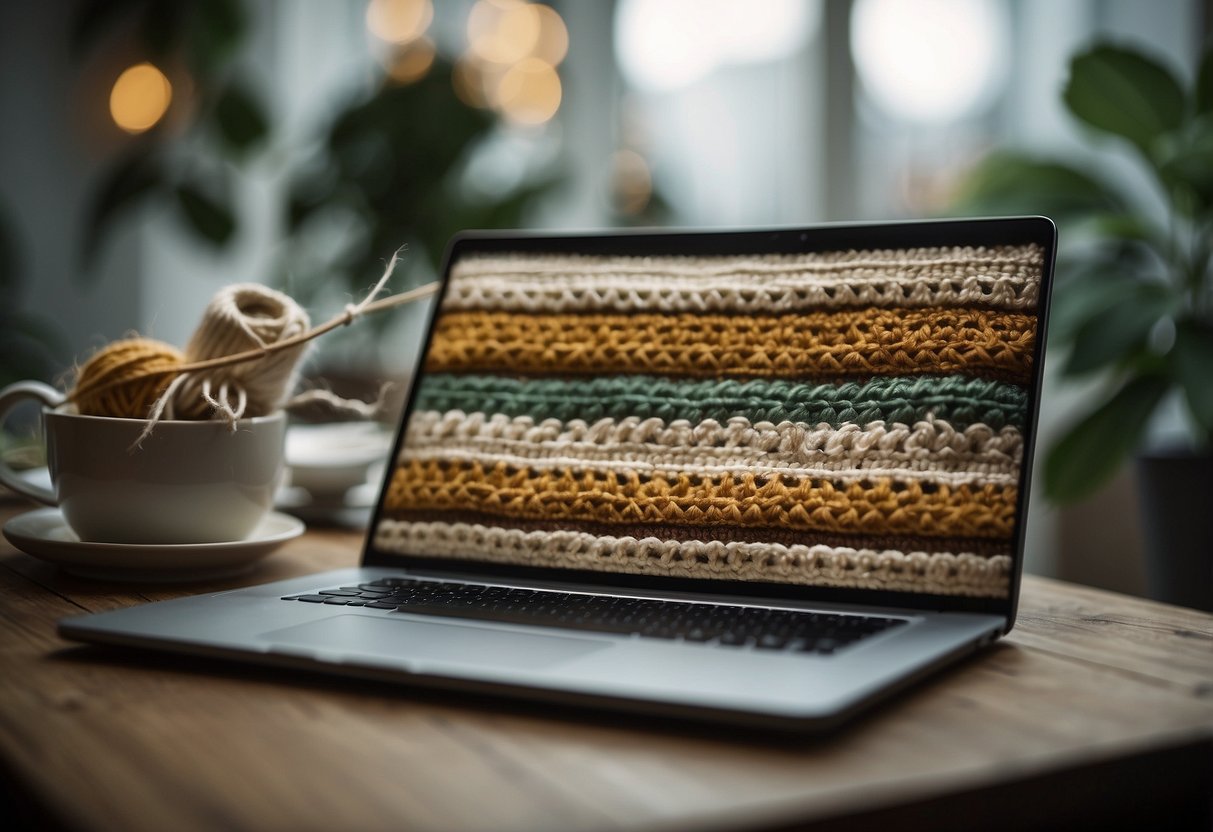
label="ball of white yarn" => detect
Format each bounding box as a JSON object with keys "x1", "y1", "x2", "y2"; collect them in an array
[{"x1": 171, "y1": 283, "x2": 311, "y2": 421}]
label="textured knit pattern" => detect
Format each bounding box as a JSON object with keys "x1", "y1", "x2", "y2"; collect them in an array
[
  {"x1": 387, "y1": 460, "x2": 1016, "y2": 538},
  {"x1": 379, "y1": 245, "x2": 1043, "y2": 598},
  {"x1": 444, "y1": 246, "x2": 1041, "y2": 313},
  {"x1": 424, "y1": 309, "x2": 1036, "y2": 382},
  {"x1": 402, "y1": 412, "x2": 1024, "y2": 484},
  {"x1": 413, "y1": 374, "x2": 1029, "y2": 429},
  {"x1": 374, "y1": 520, "x2": 1012, "y2": 596}
]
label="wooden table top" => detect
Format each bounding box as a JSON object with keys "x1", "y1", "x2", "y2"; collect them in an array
[{"x1": 1, "y1": 503, "x2": 1210, "y2": 832}]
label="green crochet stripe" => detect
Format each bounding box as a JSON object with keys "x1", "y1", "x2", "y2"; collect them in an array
[{"x1": 412, "y1": 374, "x2": 1029, "y2": 430}]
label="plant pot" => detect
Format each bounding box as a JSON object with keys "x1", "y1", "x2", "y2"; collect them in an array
[{"x1": 1135, "y1": 449, "x2": 1213, "y2": 612}]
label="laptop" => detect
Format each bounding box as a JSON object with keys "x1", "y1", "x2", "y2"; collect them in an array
[{"x1": 59, "y1": 217, "x2": 1055, "y2": 732}]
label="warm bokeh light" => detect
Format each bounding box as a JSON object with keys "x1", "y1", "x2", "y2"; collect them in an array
[
  {"x1": 452, "y1": 58, "x2": 491, "y2": 108},
  {"x1": 494, "y1": 57, "x2": 561, "y2": 125},
  {"x1": 468, "y1": 0, "x2": 541, "y2": 64},
  {"x1": 454, "y1": 1, "x2": 567, "y2": 123},
  {"x1": 366, "y1": 0, "x2": 433, "y2": 44},
  {"x1": 530, "y1": 5, "x2": 569, "y2": 66},
  {"x1": 387, "y1": 37, "x2": 436, "y2": 84},
  {"x1": 851, "y1": 0, "x2": 1009, "y2": 122},
  {"x1": 610, "y1": 149, "x2": 653, "y2": 215},
  {"x1": 615, "y1": 0, "x2": 816, "y2": 92},
  {"x1": 109, "y1": 62, "x2": 173, "y2": 134}
]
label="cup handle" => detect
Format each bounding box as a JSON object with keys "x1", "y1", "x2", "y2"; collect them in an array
[{"x1": 0, "y1": 380, "x2": 64, "y2": 506}]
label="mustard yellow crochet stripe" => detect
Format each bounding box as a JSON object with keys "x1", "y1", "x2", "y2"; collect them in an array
[
  {"x1": 372, "y1": 519, "x2": 1012, "y2": 598},
  {"x1": 385, "y1": 460, "x2": 1017, "y2": 539},
  {"x1": 423, "y1": 309, "x2": 1036, "y2": 382}
]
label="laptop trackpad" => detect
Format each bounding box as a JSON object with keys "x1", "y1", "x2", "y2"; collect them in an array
[{"x1": 260, "y1": 614, "x2": 610, "y2": 670}]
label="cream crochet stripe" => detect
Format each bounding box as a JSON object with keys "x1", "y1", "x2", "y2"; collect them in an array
[
  {"x1": 402, "y1": 410, "x2": 1024, "y2": 484},
  {"x1": 444, "y1": 245, "x2": 1043, "y2": 313},
  {"x1": 373, "y1": 520, "x2": 1013, "y2": 597}
]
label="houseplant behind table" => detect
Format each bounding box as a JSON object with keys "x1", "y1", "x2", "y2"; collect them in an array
[{"x1": 955, "y1": 42, "x2": 1213, "y2": 610}]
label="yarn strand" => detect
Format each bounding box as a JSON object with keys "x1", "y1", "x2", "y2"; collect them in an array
[
  {"x1": 150, "y1": 281, "x2": 438, "y2": 379},
  {"x1": 71, "y1": 251, "x2": 439, "y2": 444}
]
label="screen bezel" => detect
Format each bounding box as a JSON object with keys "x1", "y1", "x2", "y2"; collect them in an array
[{"x1": 362, "y1": 216, "x2": 1057, "y2": 631}]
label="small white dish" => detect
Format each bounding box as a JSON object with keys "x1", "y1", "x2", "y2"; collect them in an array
[
  {"x1": 286, "y1": 423, "x2": 393, "y2": 498},
  {"x1": 2, "y1": 508, "x2": 305, "y2": 582},
  {"x1": 276, "y1": 479, "x2": 378, "y2": 528}
]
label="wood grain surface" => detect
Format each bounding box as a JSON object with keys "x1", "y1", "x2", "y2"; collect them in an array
[{"x1": 0, "y1": 503, "x2": 1210, "y2": 832}]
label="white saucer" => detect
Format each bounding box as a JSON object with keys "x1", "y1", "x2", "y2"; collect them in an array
[{"x1": 2, "y1": 509, "x2": 305, "y2": 582}]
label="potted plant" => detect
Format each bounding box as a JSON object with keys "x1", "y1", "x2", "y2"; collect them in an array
[
  {"x1": 72, "y1": 0, "x2": 560, "y2": 414},
  {"x1": 955, "y1": 42, "x2": 1213, "y2": 610}
]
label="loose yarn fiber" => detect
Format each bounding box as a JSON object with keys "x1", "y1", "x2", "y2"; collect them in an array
[{"x1": 73, "y1": 338, "x2": 185, "y2": 418}]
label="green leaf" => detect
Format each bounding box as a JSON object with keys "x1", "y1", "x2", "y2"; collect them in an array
[
  {"x1": 1063, "y1": 282, "x2": 1178, "y2": 376},
  {"x1": 1045, "y1": 374, "x2": 1169, "y2": 503},
  {"x1": 1171, "y1": 319, "x2": 1213, "y2": 437},
  {"x1": 286, "y1": 168, "x2": 343, "y2": 232},
  {"x1": 1155, "y1": 117, "x2": 1213, "y2": 216},
  {"x1": 1196, "y1": 45, "x2": 1213, "y2": 115},
  {"x1": 1082, "y1": 213, "x2": 1165, "y2": 246},
  {"x1": 188, "y1": 0, "x2": 247, "y2": 79},
  {"x1": 0, "y1": 309, "x2": 68, "y2": 386},
  {"x1": 214, "y1": 83, "x2": 270, "y2": 155},
  {"x1": 81, "y1": 151, "x2": 164, "y2": 268},
  {"x1": 0, "y1": 206, "x2": 20, "y2": 293},
  {"x1": 952, "y1": 152, "x2": 1126, "y2": 219},
  {"x1": 1048, "y1": 265, "x2": 1143, "y2": 343},
  {"x1": 279, "y1": 56, "x2": 564, "y2": 315},
  {"x1": 287, "y1": 192, "x2": 320, "y2": 233},
  {"x1": 1062, "y1": 44, "x2": 1185, "y2": 155},
  {"x1": 174, "y1": 183, "x2": 235, "y2": 245},
  {"x1": 70, "y1": 0, "x2": 142, "y2": 59},
  {"x1": 138, "y1": 0, "x2": 186, "y2": 60}
]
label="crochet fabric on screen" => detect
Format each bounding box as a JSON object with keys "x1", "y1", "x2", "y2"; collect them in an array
[{"x1": 375, "y1": 245, "x2": 1043, "y2": 599}]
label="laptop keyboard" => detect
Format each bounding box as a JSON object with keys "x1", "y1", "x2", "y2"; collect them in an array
[{"x1": 282, "y1": 578, "x2": 907, "y2": 655}]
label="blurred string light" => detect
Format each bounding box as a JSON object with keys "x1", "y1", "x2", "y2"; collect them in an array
[
  {"x1": 614, "y1": 0, "x2": 817, "y2": 93},
  {"x1": 458, "y1": 0, "x2": 568, "y2": 126},
  {"x1": 496, "y1": 57, "x2": 562, "y2": 125},
  {"x1": 367, "y1": 0, "x2": 435, "y2": 86},
  {"x1": 109, "y1": 62, "x2": 173, "y2": 134},
  {"x1": 387, "y1": 37, "x2": 436, "y2": 84},
  {"x1": 452, "y1": 59, "x2": 491, "y2": 108},
  {"x1": 468, "y1": 0, "x2": 540, "y2": 63},
  {"x1": 850, "y1": 0, "x2": 1010, "y2": 123},
  {"x1": 610, "y1": 149, "x2": 653, "y2": 216},
  {"x1": 366, "y1": 0, "x2": 434, "y2": 44},
  {"x1": 528, "y1": 5, "x2": 568, "y2": 65}
]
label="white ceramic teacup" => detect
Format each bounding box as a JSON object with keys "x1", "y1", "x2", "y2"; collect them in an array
[{"x1": 0, "y1": 381, "x2": 286, "y2": 544}]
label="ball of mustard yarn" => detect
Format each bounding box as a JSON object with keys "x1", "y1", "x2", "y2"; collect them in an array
[{"x1": 72, "y1": 338, "x2": 185, "y2": 419}]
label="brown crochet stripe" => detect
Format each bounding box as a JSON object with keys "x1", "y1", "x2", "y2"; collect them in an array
[
  {"x1": 384, "y1": 460, "x2": 1017, "y2": 539},
  {"x1": 380, "y1": 508, "x2": 1015, "y2": 557},
  {"x1": 423, "y1": 308, "x2": 1036, "y2": 383}
]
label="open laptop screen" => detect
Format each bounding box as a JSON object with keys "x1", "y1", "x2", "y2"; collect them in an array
[{"x1": 370, "y1": 220, "x2": 1052, "y2": 607}]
